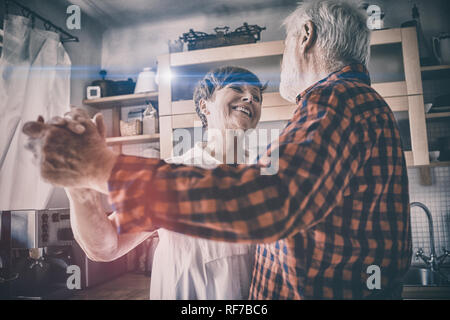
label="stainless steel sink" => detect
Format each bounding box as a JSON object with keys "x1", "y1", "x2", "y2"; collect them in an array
[{"x1": 404, "y1": 266, "x2": 450, "y2": 286}]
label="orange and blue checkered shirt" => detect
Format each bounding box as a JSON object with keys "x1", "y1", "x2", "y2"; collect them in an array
[{"x1": 108, "y1": 64, "x2": 411, "y2": 299}]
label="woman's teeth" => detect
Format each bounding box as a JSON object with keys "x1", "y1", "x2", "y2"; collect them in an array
[{"x1": 233, "y1": 106, "x2": 252, "y2": 117}]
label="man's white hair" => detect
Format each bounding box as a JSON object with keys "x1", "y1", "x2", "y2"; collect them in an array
[{"x1": 283, "y1": 0, "x2": 371, "y2": 71}]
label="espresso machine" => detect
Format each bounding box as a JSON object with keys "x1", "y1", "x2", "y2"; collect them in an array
[{"x1": 0, "y1": 208, "x2": 75, "y2": 299}]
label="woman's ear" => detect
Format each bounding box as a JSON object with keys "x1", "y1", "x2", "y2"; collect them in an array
[{"x1": 199, "y1": 99, "x2": 210, "y2": 116}]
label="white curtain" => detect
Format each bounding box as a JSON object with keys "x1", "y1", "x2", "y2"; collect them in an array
[{"x1": 0, "y1": 15, "x2": 71, "y2": 210}]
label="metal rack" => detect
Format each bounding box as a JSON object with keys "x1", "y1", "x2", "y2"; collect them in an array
[
  {"x1": 4, "y1": 0, "x2": 79, "y2": 43},
  {"x1": 179, "y1": 23, "x2": 266, "y2": 51}
]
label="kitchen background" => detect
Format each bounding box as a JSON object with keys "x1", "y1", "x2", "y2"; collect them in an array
[{"x1": 0, "y1": 0, "x2": 449, "y2": 297}]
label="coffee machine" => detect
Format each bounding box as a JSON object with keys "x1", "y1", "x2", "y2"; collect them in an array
[{"x1": 0, "y1": 208, "x2": 75, "y2": 299}]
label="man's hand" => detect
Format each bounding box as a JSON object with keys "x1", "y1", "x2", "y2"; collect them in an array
[
  {"x1": 48, "y1": 107, "x2": 106, "y2": 137},
  {"x1": 22, "y1": 108, "x2": 117, "y2": 194}
]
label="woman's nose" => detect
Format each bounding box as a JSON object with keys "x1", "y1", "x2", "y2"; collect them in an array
[{"x1": 242, "y1": 91, "x2": 253, "y2": 103}]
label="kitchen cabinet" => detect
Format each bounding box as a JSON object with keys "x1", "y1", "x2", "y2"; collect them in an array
[{"x1": 420, "y1": 62, "x2": 450, "y2": 144}]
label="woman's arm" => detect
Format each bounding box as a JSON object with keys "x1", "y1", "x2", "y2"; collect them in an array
[{"x1": 66, "y1": 187, "x2": 153, "y2": 262}]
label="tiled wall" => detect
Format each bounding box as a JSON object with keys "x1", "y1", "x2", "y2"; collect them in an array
[
  {"x1": 409, "y1": 166, "x2": 450, "y2": 266},
  {"x1": 410, "y1": 70, "x2": 450, "y2": 266}
]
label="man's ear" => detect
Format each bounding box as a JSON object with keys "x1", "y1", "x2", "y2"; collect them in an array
[
  {"x1": 300, "y1": 20, "x2": 316, "y2": 54},
  {"x1": 199, "y1": 99, "x2": 210, "y2": 116},
  {"x1": 93, "y1": 113, "x2": 106, "y2": 138}
]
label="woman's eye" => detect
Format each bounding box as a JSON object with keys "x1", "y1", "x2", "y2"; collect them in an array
[
  {"x1": 229, "y1": 85, "x2": 260, "y2": 102},
  {"x1": 230, "y1": 86, "x2": 242, "y2": 92}
]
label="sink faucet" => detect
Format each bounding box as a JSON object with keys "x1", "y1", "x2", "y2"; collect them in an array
[{"x1": 411, "y1": 202, "x2": 450, "y2": 282}]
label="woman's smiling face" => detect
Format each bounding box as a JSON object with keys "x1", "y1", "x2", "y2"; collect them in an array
[{"x1": 202, "y1": 83, "x2": 262, "y2": 131}]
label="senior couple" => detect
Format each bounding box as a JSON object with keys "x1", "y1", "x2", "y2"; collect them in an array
[{"x1": 23, "y1": 0, "x2": 411, "y2": 300}]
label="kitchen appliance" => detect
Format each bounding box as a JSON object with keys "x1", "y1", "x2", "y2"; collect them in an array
[
  {"x1": 0, "y1": 211, "x2": 15, "y2": 299},
  {"x1": 86, "y1": 86, "x2": 101, "y2": 99},
  {"x1": 135, "y1": 67, "x2": 158, "y2": 93},
  {"x1": 91, "y1": 70, "x2": 115, "y2": 97},
  {"x1": 1, "y1": 208, "x2": 130, "y2": 299},
  {"x1": 10, "y1": 209, "x2": 74, "y2": 249},
  {"x1": 114, "y1": 78, "x2": 136, "y2": 96},
  {"x1": 433, "y1": 33, "x2": 450, "y2": 65},
  {"x1": 90, "y1": 70, "x2": 136, "y2": 97},
  {"x1": 0, "y1": 209, "x2": 75, "y2": 299}
]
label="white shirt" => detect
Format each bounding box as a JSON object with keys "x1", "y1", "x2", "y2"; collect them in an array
[{"x1": 150, "y1": 142, "x2": 255, "y2": 300}]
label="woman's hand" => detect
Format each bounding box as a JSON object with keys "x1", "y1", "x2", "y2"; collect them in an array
[{"x1": 22, "y1": 108, "x2": 117, "y2": 193}]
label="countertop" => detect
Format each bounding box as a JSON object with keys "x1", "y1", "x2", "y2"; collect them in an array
[
  {"x1": 402, "y1": 285, "x2": 450, "y2": 300},
  {"x1": 68, "y1": 273, "x2": 450, "y2": 300},
  {"x1": 69, "y1": 272, "x2": 150, "y2": 300}
]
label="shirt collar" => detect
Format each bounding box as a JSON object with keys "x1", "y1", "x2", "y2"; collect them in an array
[
  {"x1": 295, "y1": 63, "x2": 371, "y2": 104},
  {"x1": 193, "y1": 141, "x2": 222, "y2": 164}
]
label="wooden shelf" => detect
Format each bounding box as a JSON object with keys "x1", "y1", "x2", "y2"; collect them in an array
[
  {"x1": 421, "y1": 65, "x2": 450, "y2": 80},
  {"x1": 167, "y1": 28, "x2": 404, "y2": 68},
  {"x1": 404, "y1": 150, "x2": 450, "y2": 168},
  {"x1": 421, "y1": 65, "x2": 450, "y2": 72},
  {"x1": 426, "y1": 112, "x2": 450, "y2": 119},
  {"x1": 83, "y1": 92, "x2": 158, "y2": 109},
  {"x1": 370, "y1": 28, "x2": 402, "y2": 46},
  {"x1": 428, "y1": 160, "x2": 450, "y2": 167},
  {"x1": 106, "y1": 134, "x2": 160, "y2": 146},
  {"x1": 169, "y1": 41, "x2": 284, "y2": 67}
]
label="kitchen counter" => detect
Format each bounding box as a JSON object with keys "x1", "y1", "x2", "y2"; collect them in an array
[
  {"x1": 69, "y1": 272, "x2": 150, "y2": 300},
  {"x1": 402, "y1": 285, "x2": 450, "y2": 300},
  {"x1": 68, "y1": 272, "x2": 450, "y2": 300}
]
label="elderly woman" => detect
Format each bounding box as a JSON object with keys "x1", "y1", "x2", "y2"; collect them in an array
[
  {"x1": 25, "y1": 66, "x2": 266, "y2": 300},
  {"x1": 150, "y1": 66, "x2": 266, "y2": 299}
]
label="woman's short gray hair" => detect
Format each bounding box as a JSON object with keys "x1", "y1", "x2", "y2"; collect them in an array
[
  {"x1": 193, "y1": 66, "x2": 266, "y2": 128},
  {"x1": 283, "y1": 0, "x2": 371, "y2": 70}
]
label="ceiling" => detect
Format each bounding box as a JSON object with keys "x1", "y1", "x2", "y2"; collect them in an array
[{"x1": 65, "y1": 0, "x2": 298, "y2": 28}]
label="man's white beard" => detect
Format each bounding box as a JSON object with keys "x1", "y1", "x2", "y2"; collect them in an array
[{"x1": 279, "y1": 66, "x2": 302, "y2": 103}]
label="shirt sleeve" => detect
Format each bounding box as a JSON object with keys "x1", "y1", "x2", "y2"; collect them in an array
[{"x1": 108, "y1": 90, "x2": 365, "y2": 243}]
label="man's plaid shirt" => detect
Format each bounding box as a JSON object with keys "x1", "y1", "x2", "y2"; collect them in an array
[{"x1": 108, "y1": 64, "x2": 412, "y2": 299}]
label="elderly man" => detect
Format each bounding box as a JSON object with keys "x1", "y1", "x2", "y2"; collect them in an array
[{"x1": 24, "y1": 0, "x2": 411, "y2": 299}]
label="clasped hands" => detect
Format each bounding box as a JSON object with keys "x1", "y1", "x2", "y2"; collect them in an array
[{"x1": 22, "y1": 108, "x2": 118, "y2": 194}]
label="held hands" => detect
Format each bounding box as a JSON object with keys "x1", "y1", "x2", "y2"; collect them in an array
[{"x1": 22, "y1": 108, "x2": 118, "y2": 193}]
